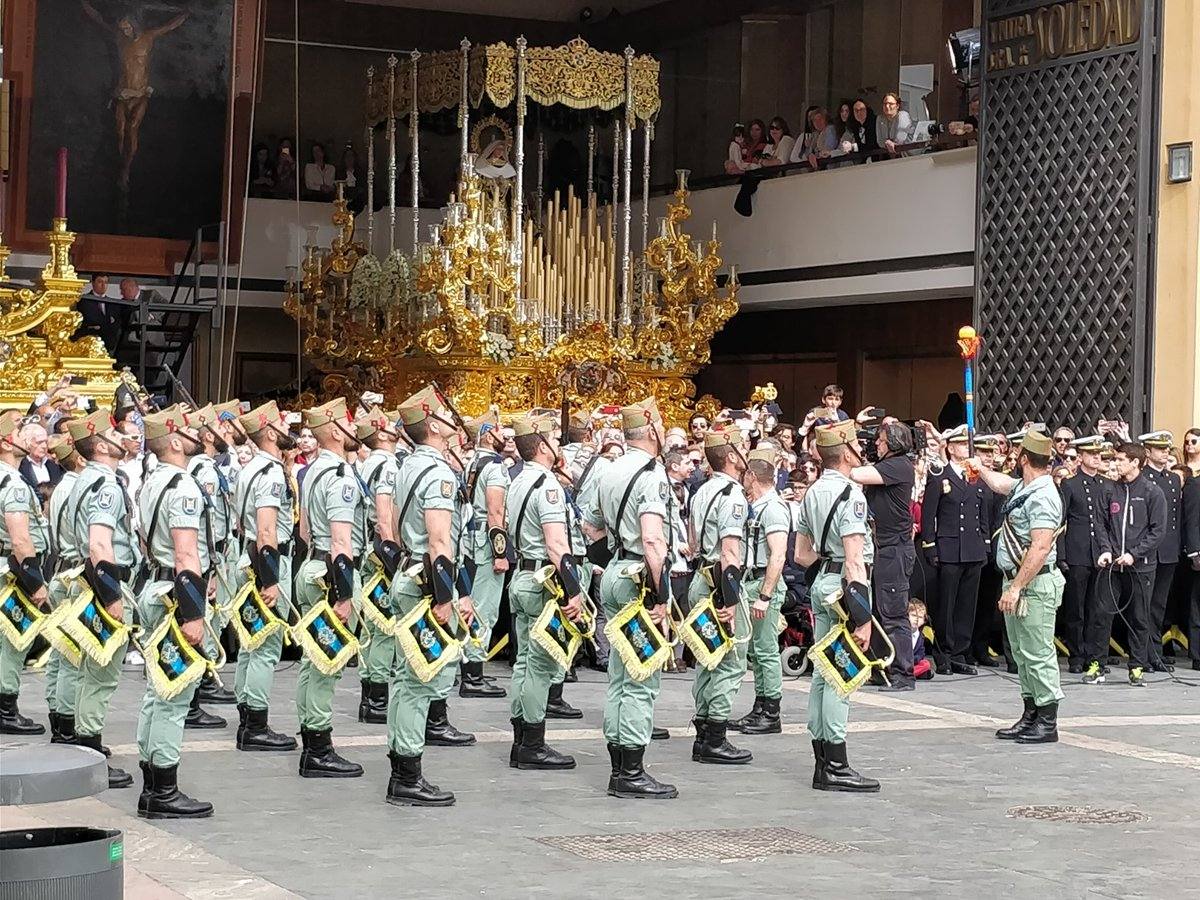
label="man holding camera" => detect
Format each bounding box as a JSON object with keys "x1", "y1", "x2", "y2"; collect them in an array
[{"x1": 851, "y1": 418, "x2": 917, "y2": 690}]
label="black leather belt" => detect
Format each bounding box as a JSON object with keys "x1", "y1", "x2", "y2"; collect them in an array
[
  {"x1": 616, "y1": 552, "x2": 644, "y2": 562},
  {"x1": 517, "y1": 559, "x2": 550, "y2": 572},
  {"x1": 823, "y1": 560, "x2": 845, "y2": 575},
  {"x1": 278, "y1": 539, "x2": 293, "y2": 556},
  {"x1": 214, "y1": 539, "x2": 227, "y2": 554},
  {"x1": 747, "y1": 566, "x2": 768, "y2": 579},
  {"x1": 1003, "y1": 564, "x2": 1052, "y2": 581},
  {"x1": 151, "y1": 565, "x2": 174, "y2": 582}
]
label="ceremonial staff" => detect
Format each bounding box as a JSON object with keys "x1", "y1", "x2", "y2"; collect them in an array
[{"x1": 956, "y1": 325, "x2": 983, "y2": 478}]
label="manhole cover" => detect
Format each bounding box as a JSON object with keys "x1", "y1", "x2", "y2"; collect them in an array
[
  {"x1": 536, "y1": 826, "x2": 854, "y2": 862},
  {"x1": 1006, "y1": 805, "x2": 1148, "y2": 825}
]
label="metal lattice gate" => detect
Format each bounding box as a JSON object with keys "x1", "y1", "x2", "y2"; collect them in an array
[{"x1": 975, "y1": 0, "x2": 1159, "y2": 431}]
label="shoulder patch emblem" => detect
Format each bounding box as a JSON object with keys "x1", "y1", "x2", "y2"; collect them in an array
[
  {"x1": 384, "y1": 470, "x2": 396, "y2": 487},
  {"x1": 731, "y1": 503, "x2": 745, "y2": 519},
  {"x1": 658, "y1": 481, "x2": 670, "y2": 500},
  {"x1": 545, "y1": 488, "x2": 560, "y2": 505},
  {"x1": 269, "y1": 482, "x2": 284, "y2": 499},
  {"x1": 852, "y1": 499, "x2": 866, "y2": 519},
  {"x1": 182, "y1": 496, "x2": 199, "y2": 516},
  {"x1": 204, "y1": 481, "x2": 216, "y2": 495},
  {"x1": 341, "y1": 483, "x2": 355, "y2": 503},
  {"x1": 440, "y1": 480, "x2": 454, "y2": 499},
  {"x1": 97, "y1": 488, "x2": 116, "y2": 510}
]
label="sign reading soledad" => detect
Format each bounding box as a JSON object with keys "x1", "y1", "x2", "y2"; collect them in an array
[{"x1": 987, "y1": 0, "x2": 1140, "y2": 72}]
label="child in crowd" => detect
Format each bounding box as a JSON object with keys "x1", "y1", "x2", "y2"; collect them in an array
[{"x1": 909, "y1": 599, "x2": 934, "y2": 680}]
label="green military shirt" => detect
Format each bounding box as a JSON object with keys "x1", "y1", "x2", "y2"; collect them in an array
[
  {"x1": 358, "y1": 448, "x2": 399, "y2": 536},
  {"x1": 302, "y1": 449, "x2": 367, "y2": 556},
  {"x1": 745, "y1": 488, "x2": 792, "y2": 569},
  {"x1": 393, "y1": 445, "x2": 460, "y2": 558},
  {"x1": 688, "y1": 471, "x2": 747, "y2": 564},
  {"x1": 996, "y1": 473, "x2": 1062, "y2": 574},
  {"x1": 188, "y1": 454, "x2": 233, "y2": 546},
  {"x1": 796, "y1": 469, "x2": 874, "y2": 566},
  {"x1": 235, "y1": 450, "x2": 293, "y2": 546},
  {"x1": 48, "y1": 470, "x2": 80, "y2": 562},
  {"x1": 70, "y1": 461, "x2": 138, "y2": 568},
  {"x1": 0, "y1": 460, "x2": 49, "y2": 554},
  {"x1": 466, "y1": 448, "x2": 509, "y2": 556},
  {"x1": 506, "y1": 461, "x2": 566, "y2": 561},
  {"x1": 586, "y1": 447, "x2": 671, "y2": 558},
  {"x1": 139, "y1": 461, "x2": 212, "y2": 574}
]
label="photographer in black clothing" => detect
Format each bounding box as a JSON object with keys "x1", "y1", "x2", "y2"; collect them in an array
[{"x1": 852, "y1": 419, "x2": 917, "y2": 689}]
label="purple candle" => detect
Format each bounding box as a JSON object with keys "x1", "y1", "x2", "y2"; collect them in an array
[{"x1": 56, "y1": 147, "x2": 68, "y2": 219}]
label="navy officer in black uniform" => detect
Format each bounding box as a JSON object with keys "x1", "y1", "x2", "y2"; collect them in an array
[
  {"x1": 920, "y1": 425, "x2": 992, "y2": 675},
  {"x1": 1138, "y1": 431, "x2": 1181, "y2": 672}
]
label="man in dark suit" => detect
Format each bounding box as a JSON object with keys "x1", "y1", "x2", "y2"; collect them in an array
[
  {"x1": 16, "y1": 420, "x2": 63, "y2": 493},
  {"x1": 969, "y1": 434, "x2": 1013, "y2": 670},
  {"x1": 921, "y1": 425, "x2": 993, "y2": 675},
  {"x1": 1139, "y1": 431, "x2": 1182, "y2": 672},
  {"x1": 1056, "y1": 435, "x2": 1114, "y2": 675},
  {"x1": 75, "y1": 274, "x2": 122, "y2": 354}
]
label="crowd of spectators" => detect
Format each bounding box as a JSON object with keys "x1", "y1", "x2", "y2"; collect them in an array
[{"x1": 249, "y1": 138, "x2": 367, "y2": 208}]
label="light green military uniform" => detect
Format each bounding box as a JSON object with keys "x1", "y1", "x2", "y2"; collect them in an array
[
  {"x1": 796, "y1": 469, "x2": 874, "y2": 743},
  {"x1": 188, "y1": 453, "x2": 236, "y2": 661},
  {"x1": 134, "y1": 461, "x2": 212, "y2": 767},
  {"x1": 70, "y1": 460, "x2": 139, "y2": 741},
  {"x1": 506, "y1": 460, "x2": 573, "y2": 722},
  {"x1": 996, "y1": 474, "x2": 1065, "y2": 707},
  {"x1": 583, "y1": 447, "x2": 672, "y2": 748},
  {"x1": 386, "y1": 444, "x2": 463, "y2": 756},
  {"x1": 44, "y1": 469, "x2": 83, "y2": 716},
  {"x1": 0, "y1": 461, "x2": 50, "y2": 696},
  {"x1": 554, "y1": 471, "x2": 594, "y2": 687},
  {"x1": 295, "y1": 448, "x2": 366, "y2": 731},
  {"x1": 233, "y1": 449, "x2": 295, "y2": 711},
  {"x1": 462, "y1": 448, "x2": 510, "y2": 664},
  {"x1": 358, "y1": 448, "x2": 400, "y2": 684},
  {"x1": 687, "y1": 471, "x2": 750, "y2": 721},
  {"x1": 743, "y1": 488, "x2": 792, "y2": 702}
]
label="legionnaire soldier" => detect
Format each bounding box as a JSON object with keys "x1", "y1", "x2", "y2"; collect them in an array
[
  {"x1": 1058, "y1": 435, "x2": 1114, "y2": 681},
  {"x1": 583, "y1": 397, "x2": 677, "y2": 800},
  {"x1": 793, "y1": 420, "x2": 880, "y2": 792},
  {"x1": 230, "y1": 400, "x2": 299, "y2": 752},
  {"x1": 685, "y1": 426, "x2": 752, "y2": 764},
  {"x1": 731, "y1": 450, "x2": 792, "y2": 735},
  {"x1": 0, "y1": 410, "x2": 51, "y2": 735},
  {"x1": 459, "y1": 408, "x2": 510, "y2": 699},
  {"x1": 566, "y1": 410, "x2": 612, "y2": 678},
  {"x1": 505, "y1": 412, "x2": 584, "y2": 770},
  {"x1": 134, "y1": 409, "x2": 215, "y2": 818},
  {"x1": 355, "y1": 406, "x2": 403, "y2": 723},
  {"x1": 384, "y1": 385, "x2": 478, "y2": 807},
  {"x1": 185, "y1": 404, "x2": 238, "y2": 711},
  {"x1": 67, "y1": 407, "x2": 140, "y2": 788},
  {"x1": 1139, "y1": 431, "x2": 1181, "y2": 672},
  {"x1": 294, "y1": 397, "x2": 366, "y2": 778},
  {"x1": 920, "y1": 425, "x2": 993, "y2": 676},
  {"x1": 972, "y1": 431, "x2": 1067, "y2": 743}
]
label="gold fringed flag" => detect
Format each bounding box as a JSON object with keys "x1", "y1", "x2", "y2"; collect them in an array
[
  {"x1": 290, "y1": 601, "x2": 358, "y2": 676},
  {"x1": 395, "y1": 598, "x2": 463, "y2": 684},
  {"x1": 142, "y1": 614, "x2": 209, "y2": 701},
  {"x1": 0, "y1": 576, "x2": 46, "y2": 652},
  {"x1": 60, "y1": 590, "x2": 129, "y2": 667}
]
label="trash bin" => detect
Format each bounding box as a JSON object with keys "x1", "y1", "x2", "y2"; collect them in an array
[{"x1": 0, "y1": 827, "x2": 123, "y2": 900}]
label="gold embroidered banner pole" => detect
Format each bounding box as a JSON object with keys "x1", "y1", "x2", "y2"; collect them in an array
[
  {"x1": 513, "y1": 37, "x2": 527, "y2": 293},
  {"x1": 458, "y1": 38, "x2": 471, "y2": 165},
  {"x1": 387, "y1": 54, "x2": 398, "y2": 254},
  {"x1": 410, "y1": 49, "x2": 421, "y2": 253},
  {"x1": 365, "y1": 65, "x2": 375, "y2": 257},
  {"x1": 619, "y1": 46, "x2": 635, "y2": 330}
]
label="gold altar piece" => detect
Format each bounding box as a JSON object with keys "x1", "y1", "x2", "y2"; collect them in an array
[{"x1": 0, "y1": 220, "x2": 122, "y2": 408}]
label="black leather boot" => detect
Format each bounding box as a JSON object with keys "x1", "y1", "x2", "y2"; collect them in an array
[
  {"x1": 49, "y1": 711, "x2": 70, "y2": 743},
  {"x1": 141, "y1": 763, "x2": 213, "y2": 819},
  {"x1": 425, "y1": 699, "x2": 476, "y2": 746},
  {"x1": 545, "y1": 682, "x2": 582, "y2": 719},
  {"x1": 137, "y1": 761, "x2": 152, "y2": 815},
  {"x1": 184, "y1": 691, "x2": 227, "y2": 730},
  {"x1": 0, "y1": 692, "x2": 45, "y2": 735},
  {"x1": 1015, "y1": 702, "x2": 1059, "y2": 744},
  {"x1": 651, "y1": 726, "x2": 671, "y2": 740},
  {"x1": 298, "y1": 727, "x2": 363, "y2": 778},
  {"x1": 515, "y1": 720, "x2": 576, "y2": 770},
  {"x1": 77, "y1": 733, "x2": 132, "y2": 788},
  {"x1": 459, "y1": 661, "x2": 506, "y2": 698},
  {"x1": 690, "y1": 717, "x2": 707, "y2": 759},
  {"x1": 237, "y1": 705, "x2": 297, "y2": 751},
  {"x1": 607, "y1": 742, "x2": 620, "y2": 779},
  {"x1": 741, "y1": 696, "x2": 782, "y2": 734},
  {"x1": 818, "y1": 741, "x2": 880, "y2": 792},
  {"x1": 386, "y1": 752, "x2": 454, "y2": 807},
  {"x1": 995, "y1": 696, "x2": 1037, "y2": 740},
  {"x1": 58, "y1": 714, "x2": 107, "y2": 755},
  {"x1": 358, "y1": 682, "x2": 387, "y2": 724},
  {"x1": 607, "y1": 745, "x2": 678, "y2": 800},
  {"x1": 729, "y1": 696, "x2": 764, "y2": 733},
  {"x1": 509, "y1": 717, "x2": 524, "y2": 768},
  {"x1": 198, "y1": 670, "x2": 236, "y2": 705},
  {"x1": 695, "y1": 720, "x2": 752, "y2": 765},
  {"x1": 811, "y1": 739, "x2": 825, "y2": 789}
]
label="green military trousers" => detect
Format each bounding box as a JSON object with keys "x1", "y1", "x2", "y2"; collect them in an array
[
  {"x1": 135, "y1": 582, "x2": 196, "y2": 767},
  {"x1": 600, "y1": 560, "x2": 662, "y2": 748},
  {"x1": 509, "y1": 572, "x2": 562, "y2": 723},
  {"x1": 358, "y1": 557, "x2": 399, "y2": 686},
  {"x1": 463, "y1": 545, "x2": 504, "y2": 665},
  {"x1": 385, "y1": 571, "x2": 458, "y2": 756},
  {"x1": 75, "y1": 591, "x2": 132, "y2": 741},
  {"x1": 807, "y1": 572, "x2": 851, "y2": 743},
  {"x1": 743, "y1": 574, "x2": 785, "y2": 702},
  {"x1": 232, "y1": 555, "x2": 294, "y2": 712},
  {"x1": 43, "y1": 569, "x2": 84, "y2": 715},
  {"x1": 294, "y1": 558, "x2": 360, "y2": 731},
  {"x1": 688, "y1": 573, "x2": 750, "y2": 722},
  {"x1": 1003, "y1": 570, "x2": 1066, "y2": 707}
]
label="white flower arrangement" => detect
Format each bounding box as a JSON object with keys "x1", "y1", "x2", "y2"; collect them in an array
[
  {"x1": 481, "y1": 330, "x2": 515, "y2": 364},
  {"x1": 348, "y1": 254, "x2": 384, "y2": 309}
]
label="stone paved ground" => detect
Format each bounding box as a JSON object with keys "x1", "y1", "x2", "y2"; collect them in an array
[{"x1": 4, "y1": 660, "x2": 1199, "y2": 899}]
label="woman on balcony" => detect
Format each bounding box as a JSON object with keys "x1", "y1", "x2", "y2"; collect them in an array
[
  {"x1": 759, "y1": 117, "x2": 795, "y2": 168},
  {"x1": 876, "y1": 92, "x2": 914, "y2": 157}
]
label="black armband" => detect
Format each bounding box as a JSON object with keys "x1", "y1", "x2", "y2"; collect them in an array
[
  {"x1": 586, "y1": 538, "x2": 614, "y2": 568},
  {"x1": 84, "y1": 559, "x2": 124, "y2": 606},
  {"x1": 716, "y1": 563, "x2": 743, "y2": 609},
  {"x1": 173, "y1": 570, "x2": 207, "y2": 624},
  {"x1": 642, "y1": 566, "x2": 669, "y2": 609},
  {"x1": 841, "y1": 579, "x2": 872, "y2": 629},
  {"x1": 249, "y1": 543, "x2": 280, "y2": 590},
  {"x1": 8, "y1": 554, "x2": 45, "y2": 596},
  {"x1": 456, "y1": 557, "x2": 476, "y2": 597},
  {"x1": 325, "y1": 553, "x2": 356, "y2": 603},
  {"x1": 488, "y1": 526, "x2": 509, "y2": 561},
  {"x1": 556, "y1": 554, "x2": 583, "y2": 598},
  {"x1": 425, "y1": 553, "x2": 456, "y2": 607},
  {"x1": 373, "y1": 538, "x2": 403, "y2": 579}
]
